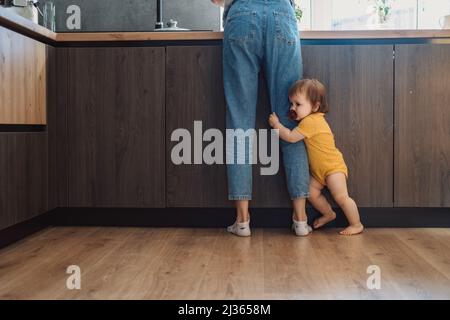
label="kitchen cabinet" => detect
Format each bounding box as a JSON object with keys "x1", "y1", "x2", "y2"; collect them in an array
[
  {"x1": 166, "y1": 46, "x2": 291, "y2": 207},
  {"x1": 166, "y1": 45, "x2": 394, "y2": 208},
  {"x1": 0, "y1": 26, "x2": 46, "y2": 125},
  {"x1": 166, "y1": 45, "x2": 229, "y2": 207},
  {"x1": 302, "y1": 45, "x2": 394, "y2": 207},
  {"x1": 0, "y1": 133, "x2": 48, "y2": 230},
  {"x1": 66, "y1": 47, "x2": 165, "y2": 207},
  {"x1": 47, "y1": 46, "x2": 69, "y2": 210},
  {"x1": 394, "y1": 44, "x2": 450, "y2": 207}
]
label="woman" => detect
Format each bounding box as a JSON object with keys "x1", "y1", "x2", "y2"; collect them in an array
[{"x1": 211, "y1": 0, "x2": 310, "y2": 236}]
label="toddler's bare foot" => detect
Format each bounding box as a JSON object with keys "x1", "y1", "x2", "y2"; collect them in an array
[
  {"x1": 313, "y1": 211, "x2": 336, "y2": 229},
  {"x1": 339, "y1": 223, "x2": 364, "y2": 236}
]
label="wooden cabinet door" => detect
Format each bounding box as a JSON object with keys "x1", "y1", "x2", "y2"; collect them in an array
[
  {"x1": 47, "y1": 46, "x2": 69, "y2": 210},
  {"x1": 0, "y1": 26, "x2": 46, "y2": 125},
  {"x1": 166, "y1": 46, "x2": 291, "y2": 207},
  {"x1": 302, "y1": 45, "x2": 394, "y2": 207},
  {"x1": 166, "y1": 46, "x2": 229, "y2": 207},
  {"x1": 394, "y1": 44, "x2": 450, "y2": 207},
  {"x1": 0, "y1": 133, "x2": 48, "y2": 230},
  {"x1": 67, "y1": 47, "x2": 165, "y2": 207}
]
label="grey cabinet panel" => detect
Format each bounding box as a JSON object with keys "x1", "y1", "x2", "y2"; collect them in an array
[
  {"x1": 67, "y1": 47, "x2": 165, "y2": 207},
  {"x1": 166, "y1": 46, "x2": 293, "y2": 207},
  {"x1": 166, "y1": 46, "x2": 229, "y2": 207},
  {"x1": 394, "y1": 44, "x2": 450, "y2": 207},
  {"x1": 303, "y1": 45, "x2": 394, "y2": 207},
  {"x1": 47, "y1": 46, "x2": 69, "y2": 209},
  {"x1": 0, "y1": 133, "x2": 48, "y2": 230},
  {"x1": 166, "y1": 45, "x2": 394, "y2": 208}
]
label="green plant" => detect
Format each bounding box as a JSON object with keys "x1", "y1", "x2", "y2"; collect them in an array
[
  {"x1": 373, "y1": 0, "x2": 395, "y2": 23},
  {"x1": 295, "y1": 3, "x2": 303, "y2": 22}
]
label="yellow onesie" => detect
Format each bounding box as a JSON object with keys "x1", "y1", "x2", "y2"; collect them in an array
[{"x1": 295, "y1": 112, "x2": 348, "y2": 186}]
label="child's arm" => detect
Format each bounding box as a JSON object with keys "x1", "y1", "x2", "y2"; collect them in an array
[{"x1": 268, "y1": 112, "x2": 305, "y2": 143}]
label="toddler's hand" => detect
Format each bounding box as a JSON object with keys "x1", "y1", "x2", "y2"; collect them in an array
[{"x1": 269, "y1": 112, "x2": 280, "y2": 128}]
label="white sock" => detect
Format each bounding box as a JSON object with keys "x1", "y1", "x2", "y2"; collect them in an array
[
  {"x1": 292, "y1": 219, "x2": 312, "y2": 236},
  {"x1": 227, "y1": 220, "x2": 251, "y2": 237}
]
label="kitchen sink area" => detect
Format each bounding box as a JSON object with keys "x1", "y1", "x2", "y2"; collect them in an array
[{"x1": 0, "y1": 0, "x2": 222, "y2": 33}]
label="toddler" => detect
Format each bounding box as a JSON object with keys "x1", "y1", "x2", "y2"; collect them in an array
[{"x1": 269, "y1": 79, "x2": 364, "y2": 235}]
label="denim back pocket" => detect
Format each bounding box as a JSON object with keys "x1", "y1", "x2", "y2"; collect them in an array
[
  {"x1": 273, "y1": 10, "x2": 298, "y2": 46},
  {"x1": 224, "y1": 11, "x2": 257, "y2": 44}
]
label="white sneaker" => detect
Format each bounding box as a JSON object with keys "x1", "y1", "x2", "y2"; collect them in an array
[
  {"x1": 227, "y1": 220, "x2": 251, "y2": 237},
  {"x1": 292, "y1": 219, "x2": 312, "y2": 236}
]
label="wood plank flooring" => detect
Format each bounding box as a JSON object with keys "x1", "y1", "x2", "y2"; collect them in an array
[{"x1": 0, "y1": 227, "x2": 449, "y2": 299}]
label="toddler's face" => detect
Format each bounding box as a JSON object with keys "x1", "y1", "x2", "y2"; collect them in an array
[{"x1": 288, "y1": 93, "x2": 315, "y2": 121}]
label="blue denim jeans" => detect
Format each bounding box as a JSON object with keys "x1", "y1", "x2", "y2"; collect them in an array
[{"x1": 223, "y1": 0, "x2": 310, "y2": 200}]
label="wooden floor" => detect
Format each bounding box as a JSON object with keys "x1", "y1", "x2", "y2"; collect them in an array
[{"x1": 0, "y1": 227, "x2": 449, "y2": 300}]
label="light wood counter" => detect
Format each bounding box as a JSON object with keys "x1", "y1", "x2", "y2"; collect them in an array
[
  {"x1": 302, "y1": 29, "x2": 450, "y2": 39},
  {"x1": 0, "y1": 6, "x2": 56, "y2": 43},
  {"x1": 55, "y1": 29, "x2": 450, "y2": 42}
]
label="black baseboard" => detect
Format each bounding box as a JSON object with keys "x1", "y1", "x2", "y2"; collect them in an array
[
  {"x1": 51, "y1": 207, "x2": 450, "y2": 228},
  {"x1": 1, "y1": 207, "x2": 449, "y2": 250},
  {"x1": 0, "y1": 124, "x2": 47, "y2": 132},
  {"x1": 0, "y1": 210, "x2": 55, "y2": 249}
]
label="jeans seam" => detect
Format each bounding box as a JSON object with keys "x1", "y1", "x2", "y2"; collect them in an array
[
  {"x1": 226, "y1": 12, "x2": 257, "y2": 44},
  {"x1": 290, "y1": 193, "x2": 309, "y2": 200},
  {"x1": 229, "y1": 195, "x2": 252, "y2": 200},
  {"x1": 273, "y1": 11, "x2": 297, "y2": 46}
]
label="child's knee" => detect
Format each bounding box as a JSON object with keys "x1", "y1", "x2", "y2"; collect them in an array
[{"x1": 309, "y1": 187, "x2": 321, "y2": 200}]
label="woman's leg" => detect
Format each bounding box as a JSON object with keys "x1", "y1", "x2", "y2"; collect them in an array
[
  {"x1": 226, "y1": 199, "x2": 251, "y2": 237},
  {"x1": 326, "y1": 173, "x2": 364, "y2": 235},
  {"x1": 292, "y1": 198, "x2": 307, "y2": 222},
  {"x1": 308, "y1": 176, "x2": 337, "y2": 229},
  {"x1": 223, "y1": 1, "x2": 263, "y2": 228},
  {"x1": 235, "y1": 200, "x2": 250, "y2": 223},
  {"x1": 264, "y1": 1, "x2": 310, "y2": 214}
]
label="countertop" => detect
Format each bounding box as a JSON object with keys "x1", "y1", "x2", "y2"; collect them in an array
[
  {"x1": 0, "y1": 6, "x2": 56, "y2": 42},
  {"x1": 54, "y1": 30, "x2": 450, "y2": 42},
  {"x1": 2, "y1": 6, "x2": 450, "y2": 43}
]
